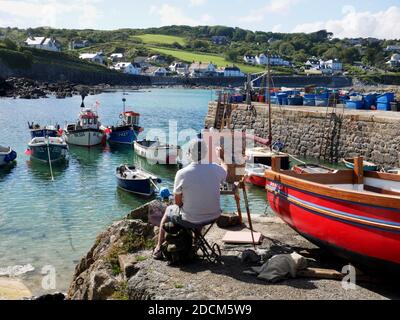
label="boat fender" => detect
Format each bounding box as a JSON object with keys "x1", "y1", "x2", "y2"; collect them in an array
[
  {"x1": 119, "y1": 114, "x2": 123, "y2": 119},
  {"x1": 156, "y1": 178, "x2": 162, "y2": 184}
]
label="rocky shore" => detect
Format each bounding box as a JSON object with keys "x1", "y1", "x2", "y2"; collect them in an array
[
  {"x1": 0, "y1": 77, "x2": 106, "y2": 99},
  {"x1": 65, "y1": 201, "x2": 397, "y2": 300}
]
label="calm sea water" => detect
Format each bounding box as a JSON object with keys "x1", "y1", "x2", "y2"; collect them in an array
[{"x1": 0, "y1": 88, "x2": 267, "y2": 295}]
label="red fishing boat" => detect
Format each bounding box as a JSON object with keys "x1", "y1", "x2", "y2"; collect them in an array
[{"x1": 265, "y1": 157, "x2": 400, "y2": 273}]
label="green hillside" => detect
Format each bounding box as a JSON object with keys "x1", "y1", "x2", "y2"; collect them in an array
[
  {"x1": 149, "y1": 46, "x2": 263, "y2": 73},
  {"x1": 134, "y1": 34, "x2": 187, "y2": 46}
]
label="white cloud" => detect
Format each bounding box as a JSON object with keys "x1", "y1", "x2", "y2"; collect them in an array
[
  {"x1": 293, "y1": 6, "x2": 400, "y2": 39},
  {"x1": 149, "y1": 4, "x2": 198, "y2": 26},
  {"x1": 0, "y1": 0, "x2": 103, "y2": 29},
  {"x1": 239, "y1": 0, "x2": 301, "y2": 23},
  {"x1": 272, "y1": 24, "x2": 282, "y2": 32},
  {"x1": 190, "y1": 0, "x2": 206, "y2": 6}
]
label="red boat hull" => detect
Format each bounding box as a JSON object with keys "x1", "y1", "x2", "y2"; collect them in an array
[{"x1": 265, "y1": 180, "x2": 400, "y2": 273}]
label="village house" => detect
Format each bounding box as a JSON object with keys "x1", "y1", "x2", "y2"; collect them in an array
[
  {"x1": 79, "y1": 52, "x2": 105, "y2": 65},
  {"x1": 109, "y1": 53, "x2": 124, "y2": 63},
  {"x1": 385, "y1": 45, "x2": 400, "y2": 52},
  {"x1": 133, "y1": 56, "x2": 150, "y2": 68},
  {"x1": 70, "y1": 39, "x2": 91, "y2": 50},
  {"x1": 386, "y1": 54, "x2": 400, "y2": 68},
  {"x1": 305, "y1": 57, "x2": 321, "y2": 70},
  {"x1": 169, "y1": 62, "x2": 189, "y2": 76},
  {"x1": 243, "y1": 54, "x2": 256, "y2": 64},
  {"x1": 24, "y1": 36, "x2": 61, "y2": 52},
  {"x1": 112, "y1": 62, "x2": 141, "y2": 75},
  {"x1": 323, "y1": 59, "x2": 343, "y2": 72},
  {"x1": 305, "y1": 57, "x2": 342, "y2": 74},
  {"x1": 153, "y1": 67, "x2": 168, "y2": 76},
  {"x1": 211, "y1": 36, "x2": 229, "y2": 45},
  {"x1": 221, "y1": 66, "x2": 245, "y2": 77},
  {"x1": 255, "y1": 54, "x2": 291, "y2": 66},
  {"x1": 189, "y1": 62, "x2": 217, "y2": 77}
]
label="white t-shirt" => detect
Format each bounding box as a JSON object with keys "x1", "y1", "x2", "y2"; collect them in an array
[{"x1": 173, "y1": 163, "x2": 227, "y2": 224}]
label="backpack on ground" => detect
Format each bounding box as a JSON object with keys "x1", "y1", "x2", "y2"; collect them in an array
[{"x1": 161, "y1": 222, "x2": 195, "y2": 265}]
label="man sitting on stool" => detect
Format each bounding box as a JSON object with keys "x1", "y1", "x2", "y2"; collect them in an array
[{"x1": 153, "y1": 138, "x2": 227, "y2": 260}]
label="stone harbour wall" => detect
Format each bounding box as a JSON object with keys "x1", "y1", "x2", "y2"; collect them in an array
[{"x1": 205, "y1": 102, "x2": 400, "y2": 168}]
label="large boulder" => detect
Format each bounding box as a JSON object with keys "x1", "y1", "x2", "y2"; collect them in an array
[{"x1": 67, "y1": 219, "x2": 154, "y2": 300}]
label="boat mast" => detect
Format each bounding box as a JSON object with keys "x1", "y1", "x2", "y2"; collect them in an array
[
  {"x1": 267, "y1": 51, "x2": 272, "y2": 150},
  {"x1": 122, "y1": 98, "x2": 126, "y2": 114}
]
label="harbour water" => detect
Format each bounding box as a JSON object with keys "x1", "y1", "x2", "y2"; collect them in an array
[{"x1": 0, "y1": 88, "x2": 267, "y2": 295}]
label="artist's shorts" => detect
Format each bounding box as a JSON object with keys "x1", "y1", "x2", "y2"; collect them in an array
[{"x1": 166, "y1": 205, "x2": 183, "y2": 225}]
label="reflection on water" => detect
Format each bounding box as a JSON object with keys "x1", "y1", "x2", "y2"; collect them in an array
[
  {"x1": 27, "y1": 159, "x2": 69, "y2": 181},
  {"x1": 0, "y1": 162, "x2": 17, "y2": 181}
]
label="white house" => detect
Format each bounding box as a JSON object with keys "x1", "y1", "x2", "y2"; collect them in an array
[
  {"x1": 255, "y1": 54, "x2": 291, "y2": 66},
  {"x1": 113, "y1": 62, "x2": 141, "y2": 75},
  {"x1": 109, "y1": 53, "x2": 124, "y2": 62},
  {"x1": 305, "y1": 58, "x2": 321, "y2": 70},
  {"x1": 323, "y1": 59, "x2": 343, "y2": 72},
  {"x1": 169, "y1": 61, "x2": 189, "y2": 75},
  {"x1": 222, "y1": 66, "x2": 245, "y2": 77},
  {"x1": 79, "y1": 52, "x2": 105, "y2": 65},
  {"x1": 256, "y1": 54, "x2": 268, "y2": 65},
  {"x1": 243, "y1": 55, "x2": 256, "y2": 64},
  {"x1": 385, "y1": 45, "x2": 400, "y2": 52},
  {"x1": 189, "y1": 62, "x2": 217, "y2": 77},
  {"x1": 25, "y1": 37, "x2": 60, "y2": 52},
  {"x1": 387, "y1": 54, "x2": 400, "y2": 68}
]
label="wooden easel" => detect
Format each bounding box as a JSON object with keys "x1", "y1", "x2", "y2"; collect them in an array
[{"x1": 220, "y1": 178, "x2": 256, "y2": 248}]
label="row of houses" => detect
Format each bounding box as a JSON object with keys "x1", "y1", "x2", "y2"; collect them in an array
[
  {"x1": 243, "y1": 54, "x2": 292, "y2": 67},
  {"x1": 78, "y1": 50, "x2": 246, "y2": 77},
  {"x1": 304, "y1": 57, "x2": 343, "y2": 74}
]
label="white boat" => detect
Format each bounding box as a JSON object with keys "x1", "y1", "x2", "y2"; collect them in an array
[
  {"x1": 0, "y1": 145, "x2": 17, "y2": 166},
  {"x1": 134, "y1": 140, "x2": 182, "y2": 165},
  {"x1": 63, "y1": 106, "x2": 104, "y2": 147}
]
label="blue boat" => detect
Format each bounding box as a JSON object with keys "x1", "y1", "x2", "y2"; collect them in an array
[
  {"x1": 0, "y1": 145, "x2": 17, "y2": 166},
  {"x1": 107, "y1": 99, "x2": 143, "y2": 145},
  {"x1": 28, "y1": 123, "x2": 59, "y2": 139},
  {"x1": 115, "y1": 165, "x2": 161, "y2": 197},
  {"x1": 288, "y1": 95, "x2": 304, "y2": 106}
]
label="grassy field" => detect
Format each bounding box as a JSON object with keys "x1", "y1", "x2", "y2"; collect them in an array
[
  {"x1": 135, "y1": 34, "x2": 187, "y2": 46},
  {"x1": 148, "y1": 46, "x2": 264, "y2": 74}
]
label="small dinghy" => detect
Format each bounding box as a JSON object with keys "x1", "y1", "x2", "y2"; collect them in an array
[
  {"x1": 134, "y1": 140, "x2": 182, "y2": 165},
  {"x1": 342, "y1": 158, "x2": 378, "y2": 172},
  {"x1": 27, "y1": 137, "x2": 68, "y2": 163},
  {"x1": 293, "y1": 163, "x2": 335, "y2": 174},
  {"x1": 244, "y1": 163, "x2": 270, "y2": 187},
  {"x1": 115, "y1": 165, "x2": 161, "y2": 197},
  {"x1": 0, "y1": 145, "x2": 17, "y2": 166}
]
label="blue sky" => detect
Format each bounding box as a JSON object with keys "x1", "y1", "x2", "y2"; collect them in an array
[{"x1": 0, "y1": 0, "x2": 400, "y2": 39}]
